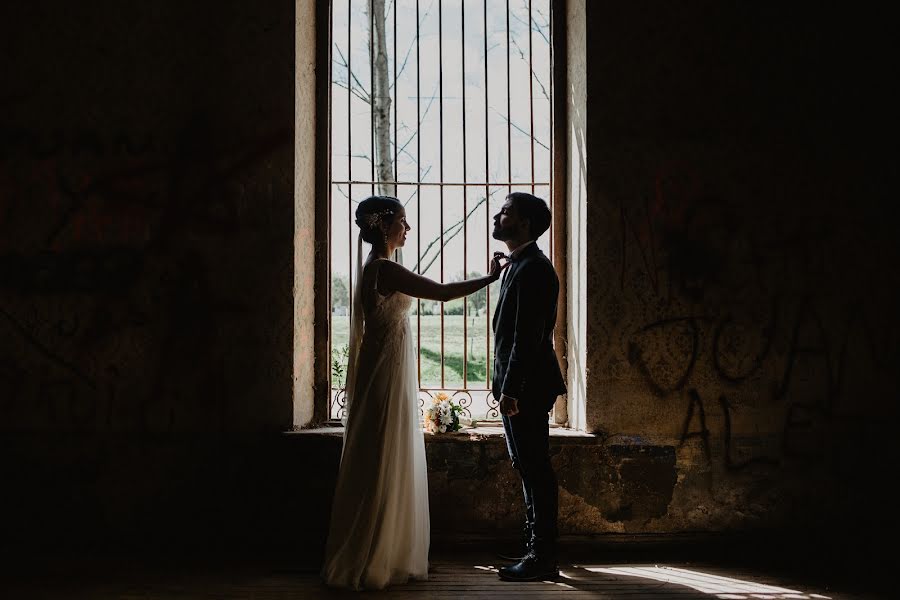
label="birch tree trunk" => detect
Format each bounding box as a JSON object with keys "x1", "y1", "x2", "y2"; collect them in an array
[{"x1": 369, "y1": 0, "x2": 395, "y2": 197}]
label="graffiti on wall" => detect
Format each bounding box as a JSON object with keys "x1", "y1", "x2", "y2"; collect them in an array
[
  {"x1": 617, "y1": 159, "x2": 897, "y2": 471},
  {"x1": 0, "y1": 124, "x2": 292, "y2": 430}
]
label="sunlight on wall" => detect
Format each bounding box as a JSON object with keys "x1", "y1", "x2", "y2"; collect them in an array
[
  {"x1": 566, "y1": 0, "x2": 587, "y2": 431},
  {"x1": 294, "y1": 0, "x2": 317, "y2": 427}
]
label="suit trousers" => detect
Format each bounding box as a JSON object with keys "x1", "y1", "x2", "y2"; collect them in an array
[{"x1": 501, "y1": 403, "x2": 558, "y2": 545}]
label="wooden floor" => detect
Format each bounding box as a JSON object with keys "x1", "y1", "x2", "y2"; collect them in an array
[{"x1": 1, "y1": 548, "x2": 882, "y2": 600}]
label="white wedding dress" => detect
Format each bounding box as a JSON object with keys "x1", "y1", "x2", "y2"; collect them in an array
[{"x1": 321, "y1": 243, "x2": 430, "y2": 590}]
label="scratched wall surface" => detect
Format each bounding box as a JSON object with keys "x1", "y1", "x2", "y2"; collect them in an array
[
  {"x1": 578, "y1": 1, "x2": 899, "y2": 533},
  {"x1": 0, "y1": 1, "x2": 296, "y2": 433}
]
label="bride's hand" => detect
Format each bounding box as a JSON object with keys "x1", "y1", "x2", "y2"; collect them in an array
[{"x1": 489, "y1": 252, "x2": 510, "y2": 281}]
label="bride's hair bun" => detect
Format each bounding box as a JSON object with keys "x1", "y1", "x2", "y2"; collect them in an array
[{"x1": 355, "y1": 195, "x2": 404, "y2": 245}]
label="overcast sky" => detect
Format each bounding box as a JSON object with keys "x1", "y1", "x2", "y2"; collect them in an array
[{"x1": 330, "y1": 0, "x2": 552, "y2": 282}]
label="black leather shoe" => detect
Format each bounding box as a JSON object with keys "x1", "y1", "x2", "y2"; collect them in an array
[{"x1": 498, "y1": 552, "x2": 559, "y2": 582}]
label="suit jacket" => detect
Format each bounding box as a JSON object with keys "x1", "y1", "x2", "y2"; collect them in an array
[{"x1": 492, "y1": 243, "x2": 567, "y2": 412}]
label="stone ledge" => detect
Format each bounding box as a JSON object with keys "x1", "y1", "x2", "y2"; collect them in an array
[{"x1": 288, "y1": 425, "x2": 600, "y2": 445}]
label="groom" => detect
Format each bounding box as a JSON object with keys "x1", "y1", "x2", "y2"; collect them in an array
[{"x1": 491, "y1": 192, "x2": 567, "y2": 582}]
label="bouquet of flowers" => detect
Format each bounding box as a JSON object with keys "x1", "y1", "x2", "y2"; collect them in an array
[{"x1": 423, "y1": 392, "x2": 464, "y2": 434}]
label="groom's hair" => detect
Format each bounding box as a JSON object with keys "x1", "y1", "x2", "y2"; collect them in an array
[
  {"x1": 355, "y1": 195, "x2": 404, "y2": 245},
  {"x1": 508, "y1": 192, "x2": 552, "y2": 240}
]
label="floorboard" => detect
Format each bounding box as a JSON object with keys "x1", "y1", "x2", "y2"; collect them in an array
[{"x1": 1, "y1": 548, "x2": 880, "y2": 600}]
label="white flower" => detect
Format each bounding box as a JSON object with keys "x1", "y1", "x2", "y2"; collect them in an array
[
  {"x1": 440, "y1": 411, "x2": 453, "y2": 425},
  {"x1": 439, "y1": 424, "x2": 447, "y2": 433}
]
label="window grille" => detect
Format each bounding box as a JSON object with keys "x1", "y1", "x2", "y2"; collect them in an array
[{"x1": 328, "y1": 0, "x2": 554, "y2": 421}]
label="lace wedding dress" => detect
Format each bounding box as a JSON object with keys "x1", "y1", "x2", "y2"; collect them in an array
[{"x1": 321, "y1": 241, "x2": 430, "y2": 590}]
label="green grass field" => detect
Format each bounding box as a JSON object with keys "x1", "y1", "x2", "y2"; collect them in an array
[{"x1": 331, "y1": 314, "x2": 495, "y2": 389}]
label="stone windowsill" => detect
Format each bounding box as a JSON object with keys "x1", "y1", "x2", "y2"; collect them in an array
[{"x1": 288, "y1": 424, "x2": 600, "y2": 445}]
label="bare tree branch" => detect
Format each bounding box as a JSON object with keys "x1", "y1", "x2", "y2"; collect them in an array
[
  {"x1": 333, "y1": 43, "x2": 370, "y2": 99},
  {"x1": 534, "y1": 8, "x2": 551, "y2": 37},
  {"x1": 412, "y1": 191, "x2": 501, "y2": 274},
  {"x1": 347, "y1": 87, "x2": 437, "y2": 185},
  {"x1": 333, "y1": 185, "x2": 352, "y2": 203},
  {"x1": 510, "y1": 37, "x2": 550, "y2": 101},
  {"x1": 509, "y1": 35, "x2": 527, "y2": 61},
  {"x1": 414, "y1": 197, "x2": 484, "y2": 274},
  {"x1": 511, "y1": 2, "x2": 550, "y2": 45},
  {"x1": 332, "y1": 185, "x2": 366, "y2": 205},
  {"x1": 490, "y1": 107, "x2": 550, "y2": 151},
  {"x1": 390, "y1": 0, "x2": 437, "y2": 90},
  {"x1": 333, "y1": 1, "x2": 545, "y2": 277},
  {"x1": 391, "y1": 140, "x2": 421, "y2": 169},
  {"x1": 532, "y1": 71, "x2": 550, "y2": 102},
  {"x1": 396, "y1": 83, "x2": 439, "y2": 159},
  {"x1": 332, "y1": 77, "x2": 371, "y2": 104},
  {"x1": 399, "y1": 166, "x2": 434, "y2": 207}
]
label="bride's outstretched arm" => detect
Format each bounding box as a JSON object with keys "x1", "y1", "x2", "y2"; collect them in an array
[{"x1": 377, "y1": 252, "x2": 509, "y2": 302}]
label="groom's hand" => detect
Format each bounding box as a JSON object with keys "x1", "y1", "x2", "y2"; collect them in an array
[{"x1": 499, "y1": 394, "x2": 519, "y2": 416}]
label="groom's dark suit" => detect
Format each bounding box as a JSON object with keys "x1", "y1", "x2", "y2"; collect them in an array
[{"x1": 492, "y1": 241, "x2": 566, "y2": 551}]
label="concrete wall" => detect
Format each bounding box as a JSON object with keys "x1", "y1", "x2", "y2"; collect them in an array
[
  {"x1": 0, "y1": 1, "x2": 297, "y2": 433},
  {"x1": 574, "y1": 0, "x2": 898, "y2": 535},
  {"x1": 1, "y1": 0, "x2": 897, "y2": 559},
  {"x1": 293, "y1": 1, "x2": 318, "y2": 427}
]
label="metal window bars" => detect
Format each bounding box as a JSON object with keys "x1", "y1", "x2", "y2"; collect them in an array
[{"x1": 329, "y1": 0, "x2": 552, "y2": 422}]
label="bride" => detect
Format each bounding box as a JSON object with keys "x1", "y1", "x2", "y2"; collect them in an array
[{"x1": 321, "y1": 195, "x2": 508, "y2": 591}]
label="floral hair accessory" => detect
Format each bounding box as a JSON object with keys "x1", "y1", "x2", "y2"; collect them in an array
[{"x1": 361, "y1": 208, "x2": 395, "y2": 230}]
